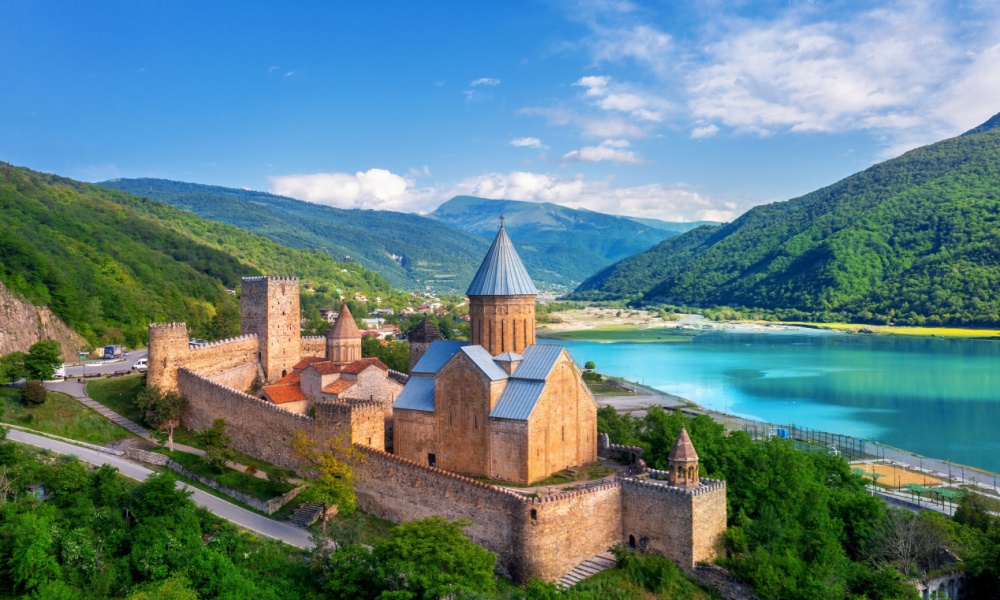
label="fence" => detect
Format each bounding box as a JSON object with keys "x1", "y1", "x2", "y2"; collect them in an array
[{"x1": 740, "y1": 420, "x2": 868, "y2": 460}]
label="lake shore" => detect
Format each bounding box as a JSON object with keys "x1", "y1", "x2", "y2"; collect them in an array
[{"x1": 538, "y1": 308, "x2": 1000, "y2": 341}]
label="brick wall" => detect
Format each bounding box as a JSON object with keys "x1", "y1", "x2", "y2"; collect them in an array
[
  {"x1": 205, "y1": 362, "x2": 260, "y2": 393},
  {"x1": 148, "y1": 322, "x2": 259, "y2": 393},
  {"x1": 392, "y1": 408, "x2": 437, "y2": 465},
  {"x1": 301, "y1": 336, "x2": 325, "y2": 358}
]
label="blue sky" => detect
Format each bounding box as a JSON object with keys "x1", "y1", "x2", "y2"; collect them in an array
[{"x1": 3, "y1": 1, "x2": 1000, "y2": 222}]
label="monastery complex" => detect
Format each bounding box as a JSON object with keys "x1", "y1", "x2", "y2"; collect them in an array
[{"x1": 147, "y1": 223, "x2": 727, "y2": 583}]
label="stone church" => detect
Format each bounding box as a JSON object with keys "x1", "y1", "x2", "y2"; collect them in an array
[{"x1": 393, "y1": 223, "x2": 598, "y2": 483}]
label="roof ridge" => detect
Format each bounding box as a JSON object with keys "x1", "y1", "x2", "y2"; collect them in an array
[{"x1": 466, "y1": 225, "x2": 538, "y2": 297}]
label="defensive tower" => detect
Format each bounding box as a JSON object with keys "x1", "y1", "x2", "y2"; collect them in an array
[
  {"x1": 667, "y1": 426, "x2": 699, "y2": 487},
  {"x1": 326, "y1": 303, "x2": 362, "y2": 364},
  {"x1": 147, "y1": 322, "x2": 190, "y2": 391},
  {"x1": 241, "y1": 276, "x2": 301, "y2": 382},
  {"x1": 467, "y1": 218, "x2": 538, "y2": 356}
]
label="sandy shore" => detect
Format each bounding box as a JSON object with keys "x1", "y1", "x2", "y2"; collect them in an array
[{"x1": 537, "y1": 308, "x2": 826, "y2": 336}]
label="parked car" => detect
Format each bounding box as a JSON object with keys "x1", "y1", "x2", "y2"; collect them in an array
[{"x1": 132, "y1": 358, "x2": 148, "y2": 372}]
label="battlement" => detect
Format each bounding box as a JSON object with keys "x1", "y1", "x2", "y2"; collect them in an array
[
  {"x1": 316, "y1": 399, "x2": 384, "y2": 418},
  {"x1": 149, "y1": 322, "x2": 188, "y2": 331},
  {"x1": 241, "y1": 275, "x2": 299, "y2": 283},
  {"x1": 354, "y1": 445, "x2": 528, "y2": 500},
  {"x1": 178, "y1": 369, "x2": 313, "y2": 423},
  {"x1": 301, "y1": 335, "x2": 325, "y2": 342},
  {"x1": 388, "y1": 369, "x2": 410, "y2": 385},
  {"x1": 624, "y1": 473, "x2": 726, "y2": 497},
  {"x1": 188, "y1": 334, "x2": 258, "y2": 351},
  {"x1": 526, "y1": 479, "x2": 621, "y2": 504}
]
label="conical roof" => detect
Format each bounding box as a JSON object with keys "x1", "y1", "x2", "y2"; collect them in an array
[
  {"x1": 668, "y1": 426, "x2": 699, "y2": 462},
  {"x1": 466, "y1": 223, "x2": 538, "y2": 296},
  {"x1": 409, "y1": 319, "x2": 443, "y2": 343},
  {"x1": 327, "y1": 304, "x2": 361, "y2": 340}
]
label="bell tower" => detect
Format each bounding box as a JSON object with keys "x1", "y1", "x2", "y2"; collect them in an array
[
  {"x1": 467, "y1": 217, "x2": 538, "y2": 356},
  {"x1": 667, "y1": 426, "x2": 700, "y2": 487},
  {"x1": 326, "y1": 303, "x2": 362, "y2": 364}
]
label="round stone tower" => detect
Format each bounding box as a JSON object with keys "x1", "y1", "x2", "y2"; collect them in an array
[
  {"x1": 326, "y1": 303, "x2": 362, "y2": 364},
  {"x1": 467, "y1": 219, "x2": 538, "y2": 356},
  {"x1": 147, "y1": 322, "x2": 190, "y2": 392},
  {"x1": 667, "y1": 426, "x2": 700, "y2": 487}
]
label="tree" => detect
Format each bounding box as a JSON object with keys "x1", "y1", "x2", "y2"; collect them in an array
[
  {"x1": 0, "y1": 351, "x2": 27, "y2": 385},
  {"x1": 584, "y1": 360, "x2": 596, "y2": 370},
  {"x1": 125, "y1": 574, "x2": 199, "y2": 600},
  {"x1": 290, "y1": 430, "x2": 360, "y2": 534},
  {"x1": 21, "y1": 380, "x2": 48, "y2": 405},
  {"x1": 197, "y1": 418, "x2": 234, "y2": 472},
  {"x1": 135, "y1": 386, "x2": 187, "y2": 452},
  {"x1": 24, "y1": 339, "x2": 62, "y2": 381}
]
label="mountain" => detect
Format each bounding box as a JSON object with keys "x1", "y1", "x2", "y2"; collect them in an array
[
  {"x1": 572, "y1": 113, "x2": 1000, "y2": 327},
  {"x1": 98, "y1": 179, "x2": 509, "y2": 291},
  {"x1": 429, "y1": 196, "x2": 691, "y2": 280},
  {"x1": 0, "y1": 163, "x2": 399, "y2": 347},
  {"x1": 623, "y1": 216, "x2": 715, "y2": 233}
]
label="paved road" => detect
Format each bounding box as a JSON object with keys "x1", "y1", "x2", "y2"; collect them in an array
[
  {"x1": 7, "y1": 428, "x2": 315, "y2": 550},
  {"x1": 64, "y1": 350, "x2": 148, "y2": 377}
]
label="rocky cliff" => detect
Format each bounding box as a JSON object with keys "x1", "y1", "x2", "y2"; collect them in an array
[{"x1": 0, "y1": 279, "x2": 88, "y2": 360}]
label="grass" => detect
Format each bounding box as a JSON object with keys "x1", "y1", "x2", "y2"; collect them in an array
[
  {"x1": 484, "y1": 463, "x2": 614, "y2": 488},
  {"x1": 0, "y1": 387, "x2": 133, "y2": 445},
  {"x1": 781, "y1": 321, "x2": 1000, "y2": 338},
  {"x1": 571, "y1": 550, "x2": 718, "y2": 599},
  {"x1": 158, "y1": 448, "x2": 295, "y2": 500},
  {"x1": 321, "y1": 510, "x2": 396, "y2": 546},
  {"x1": 86, "y1": 374, "x2": 146, "y2": 422},
  {"x1": 541, "y1": 325, "x2": 698, "y2": 343},
  {"x1": 586, "y1": 380, "x2": 635, "y2": 396}
]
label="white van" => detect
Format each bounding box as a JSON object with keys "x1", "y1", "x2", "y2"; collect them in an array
[{"x1": 132, "y1": 358, "x2": 148, "y2": 372}]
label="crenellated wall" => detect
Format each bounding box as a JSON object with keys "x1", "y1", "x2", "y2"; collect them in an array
[
  {"x1": 301, "y1": 336, "x2": 325, "y2": 358},
  {"x1": 147, "y1": 322, "x2": 260, "y2": 393}
]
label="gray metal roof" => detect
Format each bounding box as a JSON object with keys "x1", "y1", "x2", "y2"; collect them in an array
[
  {"x1": 393, "y1": 375, "x2": 435, "y2": 412},
  {"x1": 460, "y1": 346, "x2": 509, "y2": 381},
  {"x1": 466, "y1": 225, "x2": 539, "y2": 296},
  {"x1": 490, "y1": 379, "x2": 546, "y2": 420},
  {"x1": 412, "y1": 340, "x2": 468, "y2": 375},
  {"x1": 510, "y1": 344, "x2": 565, "y2": 381},
  {"x1": 494, "y1": 352, "x2": 523, "y2": 364}
]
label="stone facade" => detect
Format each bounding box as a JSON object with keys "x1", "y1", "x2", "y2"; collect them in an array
[
  {"x1": 241, "y1": 276, "x2": 302, "y2": 382},
  {"x1": 468, "y1": 295, "x2": 536, "y2": 356}
]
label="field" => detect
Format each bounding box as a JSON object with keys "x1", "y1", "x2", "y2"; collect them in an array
[
  {"x1": 541, "y1": 324, "x2": 697, "y2": 343},
  {"x1": 0, "y1": 387, "x2": 133, "y2": 444},
  {"x1": 86, "y1": 374, "x2": 146, "y2": 422},
  {"x1": 858, "y1": 462, "x2": 945, "y2": 488}
]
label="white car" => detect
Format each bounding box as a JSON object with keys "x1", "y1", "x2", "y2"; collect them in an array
[
  {"x1": 132, "y1": 358, "x2": 148, "y2": 372},
  {"x1": 52, "y1": 364, "x2": 66, "y2": 379}
]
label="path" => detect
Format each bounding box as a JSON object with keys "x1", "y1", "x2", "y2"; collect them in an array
[
  {"x1": 6, "y1": 428, "x2": 315, "y2": 550},
  {"x1": 557, "y1": 552, "x2": 617, "y2": 589}
]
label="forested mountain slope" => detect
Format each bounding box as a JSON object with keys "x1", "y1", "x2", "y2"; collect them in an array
[
  {"x1": 572, "y1": 113, "x2": 1000, "y2": 326},
  {"x1": 0, "y1": 164, "x2": 397, "y2": 346},
  {"x1": 429, "y1": 196, "x2": 690, "y2": 273}
]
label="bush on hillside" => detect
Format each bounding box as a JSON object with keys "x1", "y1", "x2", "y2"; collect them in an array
[{"x1": 22, "y1": 380, "x2": 47, "y2": 405}]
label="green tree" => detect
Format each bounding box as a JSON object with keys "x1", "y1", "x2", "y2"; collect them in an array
[
  {"x1": 3, "y1": 510, "x2": 61, "y2": 592},
  {"x1": 197, "y1": 418, "x2": 234, "y2": 472},
  {"x1": 21, "y1": 380, "x2": 48, "y2": 405},
  {"x1": 135, "y1": 386, "x2": 187, "y2": 452},
  {"x1": 126, "y1": 574, "x2": 199, "y2": 600},
  {"x1": 584, "y1": 360, "x2": 596, "y2": 370},
  {"x1": 0, "y1": 351, "x2": 27, "y2": 385},
  {"x1": 24, "y1": 339, "x2": 62, "y2": 381},
  {"x1": 291, "y1": 430, "x2": 360, "y2": 533}
]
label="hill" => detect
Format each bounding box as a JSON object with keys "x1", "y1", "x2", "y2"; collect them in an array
[
  {"x1": 572, "y1": 113, "x2": 1000, "y2": 327},
  {"x1": 0, "y1": 164, "x2": 399, "y2": 347},
  {"x1": 98, "y1": 179, "x2": 510, "y2": 291},
  {"x1": 429, "y1": 196, "x2": 691, "y2": 280}
]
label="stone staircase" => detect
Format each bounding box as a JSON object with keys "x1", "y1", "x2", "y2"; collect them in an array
[
  {"x1": 75, "y1": 396, "x2": 155, "y2": 441},
  {"x1": 289, "y1": 502, "x2": 324, "y2": 527},
  {"x1": 557, "y1": 552, "x2": 617, "y2": 589}
]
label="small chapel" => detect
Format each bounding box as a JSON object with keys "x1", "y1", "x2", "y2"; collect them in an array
[{"x1": 392, "y1": 221, "x2": 598, "y2": 483}]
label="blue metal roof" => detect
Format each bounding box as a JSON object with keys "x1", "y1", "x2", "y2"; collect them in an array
[
  {"x1": 466, "y1": 225, "x2": 539, "y2": 296},
  {"x1": 494, "y1": 352, "x2": 523, "y2": 362},
  {"x1": 510, "y1": 344, "x2": 565, "y2": 381},
  {"x1": 460, "y1": 346, "x2": 509, "y2": 381},
  {"x1": 412, "y1": 341, "x2": 468, "y2": 375},
  {"x1": 490, "y1": 379, "x2": 546, "y2": 420},
  {"x1": 393, "y1": 375, "x2": 436, "y2": 412}
]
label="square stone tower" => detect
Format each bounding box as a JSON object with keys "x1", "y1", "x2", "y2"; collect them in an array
[{"x1": 241, "y1": 276, "x2": 301, "y2": 382}]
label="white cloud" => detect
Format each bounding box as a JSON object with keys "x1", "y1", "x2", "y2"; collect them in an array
[
  {"x1": 690, "y1": 124, "x2": 719, "y2": 139},
  {"x1": 270, "y1": 167, "x2": 732, "y2": 221},
  {"x1": 573, "y1": 75, "x2": 670, "y2": 122},
  {"x1": 470, "y1": 77, "x2": 501, "y2": 86},
  {"x1": 520, "y1": 106, "x2": 648, "y2": 139},
  {"x1": 510, "y1": 137, "x2": 544, "y2": 148},
  {"x1": 562, "y1": 139, "x2": 645, "y2": 164}
]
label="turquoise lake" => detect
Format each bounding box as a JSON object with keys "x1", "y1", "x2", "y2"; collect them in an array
[{"x1": 555, "y1": 332, "x2": 1000, "y2": 473}]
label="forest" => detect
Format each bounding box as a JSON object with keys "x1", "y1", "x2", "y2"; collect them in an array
[
  {"x1": 0, "y1": 164, "x2": 402, "y2": 348},
  {"x1": 572, "y1": 114, "x2": 1000, "y2": 327}
]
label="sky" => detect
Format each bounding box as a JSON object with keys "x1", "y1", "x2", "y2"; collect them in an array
[{"x1": 3, "y1": 0, "x2": 1000, "y2": 222}]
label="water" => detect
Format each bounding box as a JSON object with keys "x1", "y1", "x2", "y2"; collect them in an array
[{"x1": 556, "y1": 332, "x2": 1000, "y2": 473}]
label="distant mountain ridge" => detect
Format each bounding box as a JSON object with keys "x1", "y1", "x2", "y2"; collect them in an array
[
  {"x1": 571, "y1": 112, "x2": 1000, "y2": 327},
  {"x1": 429, "y1": 195, "x2": 704, "y2": 276}
]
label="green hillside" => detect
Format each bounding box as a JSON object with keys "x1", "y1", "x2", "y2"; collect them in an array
[
  {"x1": 572, "y1": 113, "x2": 1000, "y2": 327},
  {"x1": 98, "y1": 179, "x2": 503, "y2": 291},
  {"x1": 429, "y1": 196, "x2": 685, "y2": 273},
  {"x1": 0, "y1": 164, "x2": 398, "y2": 347}
]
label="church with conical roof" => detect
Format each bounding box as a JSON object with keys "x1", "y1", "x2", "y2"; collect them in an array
[{"x1": 393, "y1": 220, "x2": 598, "y2": 483}]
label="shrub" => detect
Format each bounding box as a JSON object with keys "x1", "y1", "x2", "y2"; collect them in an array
[{"x1": 22, "y1": 380, "x2": 48, "y2": 405}]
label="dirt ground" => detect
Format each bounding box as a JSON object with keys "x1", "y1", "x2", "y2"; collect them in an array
[{"x1": 862, "y1": 462, "x2": 945, "y2": 487}]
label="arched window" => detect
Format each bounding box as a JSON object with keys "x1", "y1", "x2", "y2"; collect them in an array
[
  {"x1": 628, "y1": 535, "x2": 636, "y2": 549},
  {"x1": 281, "y1": 370, "x2": 287, "y2": 378}
]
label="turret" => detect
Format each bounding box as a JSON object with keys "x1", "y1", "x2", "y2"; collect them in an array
[
  {"x1": 147, "y1": 322, "x2": 190, "y2": 392},
  {"x1": 467, "y1": 218, "x2": 538, "y2": 356},
  {"x1": 667, "y1": 426, "x2": 700, "y2": 487},
  {"x1": 326, "y1": 303, "x2": 362, "y2": 364}
]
